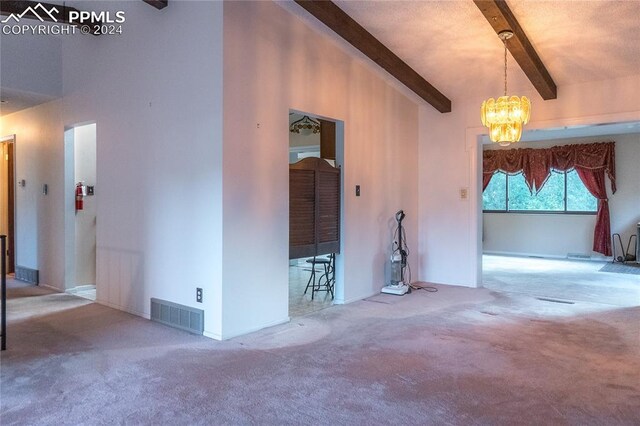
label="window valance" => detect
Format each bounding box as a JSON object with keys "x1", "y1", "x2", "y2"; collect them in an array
[{"x1": 483, "y1": 142, "x2": 616, "y2": 194}]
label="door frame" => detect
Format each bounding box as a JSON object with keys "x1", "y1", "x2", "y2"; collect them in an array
[
  {"x1": 0, "y1": 135, "x2": 16, "y2": 274},
  {"x1": 287, "y1": 110, "x2": 346, "y2": 307}
]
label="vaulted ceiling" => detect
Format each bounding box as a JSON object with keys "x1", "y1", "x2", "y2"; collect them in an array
[
  {"x1": 331, "y1": 0, "x2": 640, "y2": 104},
  {"x1": 2, "y1": 1, "x2": 640, "y2": 117}
]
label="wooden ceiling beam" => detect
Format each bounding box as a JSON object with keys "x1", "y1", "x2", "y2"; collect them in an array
[
  {"x1": 0, "y1": 1, "x2": 100, "y2": 34},
  {"x1": 142, "y1": 1, "x2": 168, "y2": 11},
  {"x1": 473, "y1": 0, "x2": 557, "y2": 100},
  {"x1": 294, "y1": 0, "x2": 451, "y2": 113}
]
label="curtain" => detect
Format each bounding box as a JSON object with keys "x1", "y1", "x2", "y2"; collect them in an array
[
  {"x1": 482, "y1": 173, "x2": 493, "y2": 191},
  {"x1": 483, "y1": 142, "x2": 616, "y2": 256},
  {"x1": 575, "y1": 167, "x2": 612, "y2": 256}
]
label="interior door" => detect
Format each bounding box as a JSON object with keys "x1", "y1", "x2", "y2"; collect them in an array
[{"x1": 0, "y1": 142, "x2": 14, "y2": 273}]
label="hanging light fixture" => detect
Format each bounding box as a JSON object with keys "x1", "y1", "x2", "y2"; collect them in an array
[
  {"x1": 289, "y1": 115, "x2": 321, "y2": 134},
  {"x1": 481, "y1": 30, "x2": 531, "y2": 146}
]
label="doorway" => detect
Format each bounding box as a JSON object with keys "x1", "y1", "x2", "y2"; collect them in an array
[
  {"x1": 0, "y1": 135, "x2": 15, "y2": 274},
  {"x1": 288, "y1": 111, "x2": 344, "y2": 317},
  {"x1": 64, "y1": 123, "x2": 97, "y2": 300},
  {"x1": 478, "y1": 124, "x2": 640, "y2": 307}
]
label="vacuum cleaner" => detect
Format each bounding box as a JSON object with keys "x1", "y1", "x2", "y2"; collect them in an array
[{"x1": 381, "y1": 210, "x2": 410, "y2": 296}]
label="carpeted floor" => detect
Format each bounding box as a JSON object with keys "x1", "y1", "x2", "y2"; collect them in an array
[
  {"x1": 1, "y1": 268, "x2": 639, "y2": 425},
  {"x1": 483, "y1": 255, "x2": 640, "y2": 306}
]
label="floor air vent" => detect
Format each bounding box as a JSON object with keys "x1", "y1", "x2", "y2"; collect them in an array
[
  {"x1": 150, "y1": 298, "x2": 204, "y2": 335},
  {"x1": 537, "y1": 297, "x2": 575, "y2": 305}
]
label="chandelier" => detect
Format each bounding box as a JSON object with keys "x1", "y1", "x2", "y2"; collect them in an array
[
  {"x1": 481, "y1": 30, "x2": 531, "y2": 146},
  {"x1": 289, "y1": 115, "x2": 321, "y2": 134}
]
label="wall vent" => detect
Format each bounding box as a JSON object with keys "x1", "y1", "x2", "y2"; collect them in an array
[
  {"x1": 15, "y1": 266, "x2": 39, "y2": 284},
  {"x1": 150, "y1": 298, "x2": 204, "y2": 335},
  {"x1": 567, "y1": 253, "x2": 591, "y2": 260}
]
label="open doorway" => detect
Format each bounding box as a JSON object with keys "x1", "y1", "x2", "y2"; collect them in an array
[
  {"x1": 288, "y1": 111, "x2": 344, "y2": 317},
  {"x1": 480, "y1": 124, "x2": 640, "y2": 307},
  {"x1": 0, "y1": 135, "x2": 15, "y2": 275},
  {"x1": 64, "y1": 123, "x2": 97, "y2": 301}
]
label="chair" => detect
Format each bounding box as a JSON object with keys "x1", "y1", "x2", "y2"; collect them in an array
[{"x1": 304, "y1": 254, "x2": 335, "y2": 300}]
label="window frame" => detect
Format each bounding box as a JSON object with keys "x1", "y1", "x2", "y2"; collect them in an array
[{"x1": 483, "y1": 169, "x2": 597, "y2": 215}]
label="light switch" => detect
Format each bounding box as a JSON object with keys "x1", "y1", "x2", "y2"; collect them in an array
[
  {"x1": 460, "y1": 187, "x2": 468, "y2": 200},
  {"x1": 355, "y1": 185, "x2": 361, "y2": 197}
]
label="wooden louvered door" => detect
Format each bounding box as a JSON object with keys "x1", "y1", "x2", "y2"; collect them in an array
[
  {"x1": 289, "y1": 169, "x2": 316, "y2": 259},
  {"x1": 289, "y1": 158, "x2": 341, "y2": 259}
]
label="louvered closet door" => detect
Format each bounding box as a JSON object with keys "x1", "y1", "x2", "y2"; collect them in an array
[
  {"x1": 316, "y1": 169, "x2": 340, "y2": 255},
  {"x1": 289, "y1": 157, "x2": 341, "y2": 259},
  {"x1": 289, "y1": 169, "x2": 316, "y2": 259}
]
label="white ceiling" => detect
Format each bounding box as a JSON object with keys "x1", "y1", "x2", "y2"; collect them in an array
[{"x1": 334, "y1": 0, "x2": 640, "y2": 102}]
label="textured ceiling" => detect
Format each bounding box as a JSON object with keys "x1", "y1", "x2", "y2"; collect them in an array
[{"x1": 334, "y1": 0, "x2": 640, "y2": 102}]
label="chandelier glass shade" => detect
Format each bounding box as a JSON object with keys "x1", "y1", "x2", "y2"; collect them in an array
[
  {"x1": 481, "y1": 95, "x2": 531, "y2": 145},
  {"x1": 481, "y1": 31, "x2": 531, "y2": 146},
  {"x1": 289, "y1": 115, "x2": 321, "y2": 134}
]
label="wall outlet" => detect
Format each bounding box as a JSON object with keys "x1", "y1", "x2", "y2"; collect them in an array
[{"x1": 196, "y1": 288, "x2": 203, "y2": 303}]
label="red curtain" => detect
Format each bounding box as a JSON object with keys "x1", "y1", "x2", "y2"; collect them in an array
[
  {"x1": 575, "y1": 167, "x2": 612, "y2": 256},
  {"x1": 483, "y1": 142, "x2": 616, "y2": 256},
  {"x1": 482, "y1": 173, "x2": 493, "y2": 191}
]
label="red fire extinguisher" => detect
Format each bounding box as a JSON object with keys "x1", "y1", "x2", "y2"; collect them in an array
[{"x1": 75, "y1": 182, "x2": 84, "y2": 211}]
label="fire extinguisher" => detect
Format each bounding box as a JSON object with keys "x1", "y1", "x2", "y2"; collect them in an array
[{"x1": 75, "y1": 182, "x2": 85, "y2": 211}]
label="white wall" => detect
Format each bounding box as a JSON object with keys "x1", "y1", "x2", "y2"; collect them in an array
[
  {"x1": 483, "y1": 133, "x2": 640, "y2": 259},
  {"x1": 222, "y1": 1, "x2": 419, "y2": 338},
  {"x1": 419, "y1": 74, "x2": 640, "y2": 287},
  {"x1": 74, "y1": 123, "x2": 97, "y2": 286},
  {"x1": 0, "y1": 30, "x2": 62, "y2": 98},
  {"x1": 60, "y1": 0, "x2": 224, "y2": 337},
  {"x1": 0, "y1": 101, "x2": 65, "y2": 289}
]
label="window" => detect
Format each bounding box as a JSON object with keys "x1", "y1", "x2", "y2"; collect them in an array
[{"x1": 483, "y1": 169, "x2": 597, "y2": 213}]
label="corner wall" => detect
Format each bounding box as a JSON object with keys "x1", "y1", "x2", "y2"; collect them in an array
[
  {"x1": 60, "y1": 1, "x2": 224, "y2": 337},
  {"x1": 74, "y1": 123, "x2": 97, "y2": 286},
  {"x1": 222, "y1": 1, "x2": 419, "y2": 338},
  {"x1": 0, "y1": 101, "x2": 65, "y2": 290}
]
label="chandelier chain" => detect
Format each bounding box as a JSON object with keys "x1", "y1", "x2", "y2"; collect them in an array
[{"x1": 503, "y1": 40, "x2": 508, "y2": 96}]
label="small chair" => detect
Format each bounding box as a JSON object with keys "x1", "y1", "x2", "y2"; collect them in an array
[{"x1": 304, "y1": 254, "x2": 335, "y2": 300}]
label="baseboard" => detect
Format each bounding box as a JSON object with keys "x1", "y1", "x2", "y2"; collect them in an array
[
  {"x1": 95, "y1": 299, "x2": 151, "y2": 320},
  {"x1": 40, "y1": 283, "x2": 63, "y2": 292},
  {"x1": 203, "y1": 330, "x2": 222, "y2": 340},
  {"x1": 220, "y1": 317, "x2": 290, "y2": 340},
  {"x1": 483, "y1": 250, "x2": 609, "y2": 262},
  {"x1": 15, "y1": 265, "x2": 39, "y2": 284},
  {"x1": 66, "y1": 284, "x2": 96, "y2": 293},
  {"x1": 414, "y1": 280, "x2": 478, "y2": 289}
]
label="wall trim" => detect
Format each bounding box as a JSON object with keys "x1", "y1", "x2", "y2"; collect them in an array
[
  {"x1": 221, "y1": 317, "x2": 290, "y2": 341},
  {"x1": 95, "y1": 299, "x2": 151, "y2": 320},
  {"x1": 483, "y1": 250, "x2": 610, "y2": 262}
]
